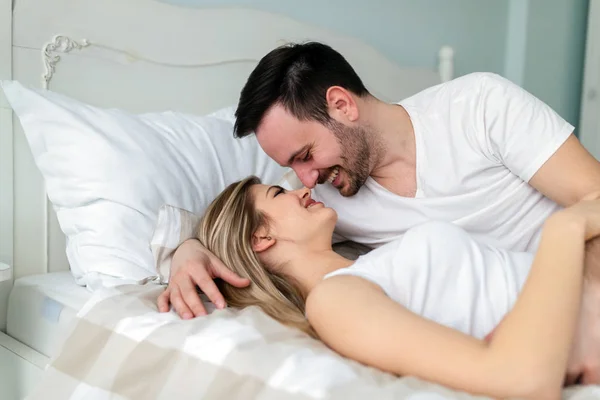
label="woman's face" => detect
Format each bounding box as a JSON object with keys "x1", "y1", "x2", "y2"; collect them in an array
[{"x1": 250, "y1": 184, "x2": 337, "y2": 247}]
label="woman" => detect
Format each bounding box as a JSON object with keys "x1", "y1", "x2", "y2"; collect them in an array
[{"x1": 169, "y1": 176, "x2": 600, "y2": 399}]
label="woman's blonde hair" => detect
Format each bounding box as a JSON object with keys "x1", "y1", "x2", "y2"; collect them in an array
[{"x1": 196, "y1": 176, "x2": 317, "y2": 338}]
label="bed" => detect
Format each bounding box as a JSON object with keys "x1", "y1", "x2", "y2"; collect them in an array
[
  {"x1": 0, "y1": 1, "x2": 456, "y2": 398},
  {"x1": 0, "y1": 1, "x2": 455, "y2": 277},
  {"x1": 0, "y1": 1, "x2": 594, "y2": 399}
]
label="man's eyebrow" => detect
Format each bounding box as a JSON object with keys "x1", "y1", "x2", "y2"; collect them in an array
[{"x1": 286, "y1": 144, "x2": 311, "y2": 166}]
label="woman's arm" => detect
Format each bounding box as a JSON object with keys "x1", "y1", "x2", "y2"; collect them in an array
[
  {"x1": 485, "y1": 240, "x2": 600, "y2": 386},
  {"x1": 306, "y1": 212, "x2": 591, "y2": 400}
]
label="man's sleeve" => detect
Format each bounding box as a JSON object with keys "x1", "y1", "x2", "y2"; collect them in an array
[{"x1": 475, "y1": 73, "x2": 574, "y2": 182}]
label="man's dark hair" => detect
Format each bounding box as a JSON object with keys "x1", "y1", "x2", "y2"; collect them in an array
[{"x1": 234, "y1": 42, "x2": 370, "y2": 138}]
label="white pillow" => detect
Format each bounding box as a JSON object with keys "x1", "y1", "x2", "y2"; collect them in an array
[{"x1": 1, "y1": 80, "x2": 288, "y2": 290}]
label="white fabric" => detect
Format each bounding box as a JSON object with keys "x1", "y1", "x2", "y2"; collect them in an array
[
  {"x1": 1, "y1": 81, "x2": 287, "y2": 289},
  {"x1": 324, "y1": 221, "x2": 533, "y2": 339},
  {"x1": 6, "y1": 272, "x2": 91, "y2": 357},
  {"x1": 313, "y1": 72, "x2": 573, "y2": 253},
  {"x1": 29, "y1": 282, "x2": 600, "y2": 399}
]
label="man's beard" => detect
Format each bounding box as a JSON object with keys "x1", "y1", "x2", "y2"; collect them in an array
[{"x1": 328, "y1": 120, "x2": 375, "y2": 197}]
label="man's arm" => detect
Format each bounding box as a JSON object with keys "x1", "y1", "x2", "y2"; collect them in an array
[
  {"x1": 472, "y1": 73, "x2": 600, "y2": 204},
  {"x1": 531, "y1": 133, "x2": 600, "y2": 282},
  {"x1": 529, "y1": 134, "x2": 600, "y2": 207},
  {"x1": 157, "y1": 238, "x2": 250, "y2": 318}
]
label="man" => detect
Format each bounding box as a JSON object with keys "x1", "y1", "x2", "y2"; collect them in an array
[{"x1": 158, "y1": 42, "x2": 600, "y2": 382}]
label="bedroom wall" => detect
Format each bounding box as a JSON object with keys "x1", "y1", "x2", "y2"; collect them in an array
[
  {"x1": 163, "y1": 0, "x2": 589, "y2": 127},
  {"x1": 521, "y1": 0, "x2": 589, "y2": 132},
  {"x1": 162, "y1": 0, "x2": 509, "y2": 77},
  {"x1": 0, "y1": 0, "x2": 12, "y2": 267}
]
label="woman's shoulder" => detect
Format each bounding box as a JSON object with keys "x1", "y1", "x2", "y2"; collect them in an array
[
  {"x1": 321, "y1": 241, "x2": 400, "y2": 297},
  {"x1": 403, "y1": 220, "x2": 471, "y2": 241},
  {"x1": 357, "y1": 221, "x2": 473, "y2": 264},
  {"x1": 319, "y1": 221, "x2": 481, "y2": 294},
  {"x1": 399, "y1": 220, "x2": 484, "y2": 257},
  {"x1": 323, "y1": 221, "x2": 466, "y2": 278}
]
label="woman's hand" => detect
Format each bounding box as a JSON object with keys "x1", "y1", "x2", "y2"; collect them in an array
[
  {"x1": 157, "y1": 238, "x2": 250, "y2": 318},
  {"x1": 485, "y1": 278, "x2": 600, "y2": 387},
  {"x1": 559, "y1": 191, "x2": 600, "y2": 241},
  {"x1": 565, "y1": 278, "x2": 600, "y2": 385},
  {"x1": 565, "y1": 234, "x2": 600, "y2": 387},
  {"x1": 585, "y1": 236, "x2": 600, "y2": 282}
]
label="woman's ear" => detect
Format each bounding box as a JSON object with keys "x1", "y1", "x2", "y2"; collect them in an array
[{"x1": 252, "y1": 226, "x2": 276, "y2": 253}]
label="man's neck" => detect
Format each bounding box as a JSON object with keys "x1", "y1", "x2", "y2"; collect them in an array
[{"x1": 362, "y1": 100, "x2": 418, "y2": 196}]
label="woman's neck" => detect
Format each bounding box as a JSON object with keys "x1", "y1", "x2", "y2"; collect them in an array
[{"x1": 283, "y1": 248, "x2": 354, "y2": 296}]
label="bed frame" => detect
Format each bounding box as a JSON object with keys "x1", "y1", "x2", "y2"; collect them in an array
[{"x1": 0, "y1": 0, "x2": 454, "y2": 398}]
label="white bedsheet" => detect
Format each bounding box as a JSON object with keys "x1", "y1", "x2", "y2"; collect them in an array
[
  {"x1": 26, "y1": 284, "x2": 600, "y2": 400},
  {"x1": 6, "y1": 272, "x2": 91, "y2": 357}
]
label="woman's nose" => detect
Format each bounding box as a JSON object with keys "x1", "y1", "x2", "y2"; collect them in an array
[{"x1": 294, "y1": 187, "x2": 311, "y2": 199}]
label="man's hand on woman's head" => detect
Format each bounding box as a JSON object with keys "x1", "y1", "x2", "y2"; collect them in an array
[{"x1": 157, "y1": 238, "x2": 250, "y2": 319}]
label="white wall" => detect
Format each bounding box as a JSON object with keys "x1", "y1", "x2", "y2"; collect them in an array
[
  {"x1": 163, "y1": 0, "x2": 589, "y2": 128},
  {"x1": 161, "y1": 0, "x2": 510, "y2": 77},
  {"x1": 0, "y1": 0, "x2": 13, "y2": 267}
]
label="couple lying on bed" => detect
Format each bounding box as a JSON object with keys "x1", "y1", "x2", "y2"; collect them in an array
[{"x1": 158, "y1": 42, "x2": 600, "y2": 399}]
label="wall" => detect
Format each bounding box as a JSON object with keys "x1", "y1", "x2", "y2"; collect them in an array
[
  {"x1": 522, "y1": 0, "x2": 589, "y2": 129},
  {"x1": 161, "y1": 0, "x2": 509, "y2": 77},
  {"x1": 162, "y1": 0, "x2": 589, "y2": 126}
]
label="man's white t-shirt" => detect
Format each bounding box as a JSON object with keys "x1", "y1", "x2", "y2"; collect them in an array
[
  {"x1": 323, "y1": 221, "x2": 533, "y2": 339},
  {"x1": 313, "y1": 72, "x2": 573, "y2": 252}
]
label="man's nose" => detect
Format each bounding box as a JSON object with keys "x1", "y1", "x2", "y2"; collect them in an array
[{"x1": 294, "y1": 166, "x2": 318, "y2": 189}]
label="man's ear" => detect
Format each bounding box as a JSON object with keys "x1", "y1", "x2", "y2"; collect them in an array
[
  {"x1": 326, "y1": 86, "x2": 359, "y2": 122},
  {"x1": 252, "y1": 226, "x2": 276, "y2": 253}
]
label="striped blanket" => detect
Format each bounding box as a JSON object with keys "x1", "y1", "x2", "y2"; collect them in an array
[{"x1": 27, "y1": 284, "x2": 598, "y2": 400}]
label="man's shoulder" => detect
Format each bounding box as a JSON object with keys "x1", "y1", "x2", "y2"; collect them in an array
[
  {"x1": 398, "y1": 72, "x2": 502, "y2": 107},
  {"x1": 424, "y1": 72, "x2": 512, "y2": 97},
  {"x1": 445, "y1": 72, "x2": 510, "y2": 89},
  {"x1": 396, "y1": 72, "x2": 508, "y2": 121}
]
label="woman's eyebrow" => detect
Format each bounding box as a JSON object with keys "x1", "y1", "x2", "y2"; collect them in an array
[{"x1": 266, "y1": 186, "x2": 284, "y2": 198}]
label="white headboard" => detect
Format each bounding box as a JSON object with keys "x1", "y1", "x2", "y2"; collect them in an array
[{"x1": 0, "y1": 0, "x2": 454, "y2": 279}]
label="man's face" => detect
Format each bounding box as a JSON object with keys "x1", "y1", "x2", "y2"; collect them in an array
[{"x1": 256, "y1": 104, "x2": 372, "y2": 197}]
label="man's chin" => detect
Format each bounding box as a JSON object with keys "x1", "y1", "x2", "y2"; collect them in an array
[
  {"x1": 338, "y1": 183, "x2": 360, "y2": 197},
  {"x1": 337, "y1": 175, "x2": 368, "y2": 197}
]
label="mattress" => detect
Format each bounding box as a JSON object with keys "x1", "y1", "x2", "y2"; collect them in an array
[{"x1": 6, "y1": 272, "x2": 92, "y2": 358}]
